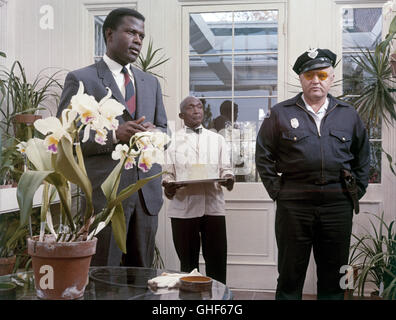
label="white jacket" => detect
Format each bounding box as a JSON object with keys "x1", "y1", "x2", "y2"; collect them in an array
[{"x1": 163, "y1": 127, "x2": 233, "y2": 218}]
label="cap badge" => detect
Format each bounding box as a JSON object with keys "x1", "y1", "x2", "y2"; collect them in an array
[
  {"x1": 290, "y1": 118, "x2": 299, "y2": 129},
  {"x1": 307, "y1": 48, "x2": 318, "y2": 59}
]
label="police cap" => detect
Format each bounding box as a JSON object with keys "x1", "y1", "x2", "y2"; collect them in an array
[{"x1": 293, "y1": 48, "x2": 337, "y2": 75}]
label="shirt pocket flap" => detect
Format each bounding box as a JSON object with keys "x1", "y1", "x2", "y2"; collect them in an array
[
  {"x1": 329, "y1": 129, "x2": 351, "y2": 142},
  {"x1": 281, "y1": 130, "x2": 310, "y2": 142}
]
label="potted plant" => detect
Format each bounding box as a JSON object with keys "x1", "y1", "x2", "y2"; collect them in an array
[
  {"x1": 0, "y1": 134, "x2": 25, "y2": 188},
  {"x1": 1, "y1": 60, "x2": 63, "y2": 135},
  {"x1": 0, "y1": 55, "x2": 62, "y2": 185},
  {"x1": 349, "y1": 212, "x2": 396, "y2": 299},
  {"x1": 0, "y1": 211, "x2": 30, "y2": 276},
  {"x1": 16, "y1": 82, "x2": 169, "y2": 299}
]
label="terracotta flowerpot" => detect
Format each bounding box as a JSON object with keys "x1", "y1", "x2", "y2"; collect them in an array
[
  {"x1": 27, "y1": 235, "x2": 97, "y2": 300},
  {"x1": 0, "y1": 255, "x2": 16, "y2": 276},
  {"x1": 13, "y1": 114, "x2": 42, "y2": 125},
  {"x1": 391, "y1": 53, "x2": 396, "y2": 77}
]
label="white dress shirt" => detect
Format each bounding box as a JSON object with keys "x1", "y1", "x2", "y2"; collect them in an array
[
  {"x1": 163, "y1": 127, "x2": 234, "y2": 218},
  {"x1": 102, "y1": 54, "x2": 136, "y2": 143},
  {"x1": 103, "y1": 54, "x2": 135, "y2": 99},
  {"x1": 302, "y1": 94, "x2": 329, "y2": 136}
]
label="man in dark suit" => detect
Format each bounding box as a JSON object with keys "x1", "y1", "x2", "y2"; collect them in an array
[{"x1": 57, "y1": 8, "x2": 168, "y2": 267}]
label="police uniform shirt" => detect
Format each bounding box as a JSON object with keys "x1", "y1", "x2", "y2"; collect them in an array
[{"x1": 302, "y1": 94, "x2": 329, "y2": 136}]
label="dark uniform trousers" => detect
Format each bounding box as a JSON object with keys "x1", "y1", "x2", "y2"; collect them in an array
[
  {"x1": 275, "y1": 182, "x2": 353, "y2": 300},
  {"x1": 171, "y1": 215, "x2": 227, "y2": 284}
]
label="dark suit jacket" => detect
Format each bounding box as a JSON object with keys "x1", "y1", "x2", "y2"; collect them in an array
[{"x1": 57, "y1": 59, "x2": 168, "y2": 263}]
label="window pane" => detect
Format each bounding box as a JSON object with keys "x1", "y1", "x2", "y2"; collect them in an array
[
  {"x1": 342, "y1": 53, "x2": 372, "y2": 95},
  {"x1": 342, "y1": 8, "x2": 382, "y2": 51},
  {"x1": 94, "y1": 15, "x2": 106, "y2": 61},
  {"x1": 201, "y1": 98, "x2": 272, "y2": 182},
  {"x1": 190, "y1": 13, "x2": 233, "y2": 55},
  {"x1": 199, "y1": 98, "x2": 230, "y2": 130},
  {"x1": 226, "y1": 121, "x2": 258, "y2": 182},
  {"x1": 189, "y1": 10, "x2": 279, "y2": 184},
  {"x1": 233, "y1": 10, "x2": 278, "y2": 53},
  {"x1": 190, "y1": 11, "x2": 278, "y2": 54},
  {"x1": 190, "y1": 55, "x2": 232, "y2": 97},
  {"x1": 234, "y1": 54, "x2": 277, "y2": 96}
]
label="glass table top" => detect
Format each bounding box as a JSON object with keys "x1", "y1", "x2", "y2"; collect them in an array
[{"x1": 0, "y1": 266, "x2": 233, "y2": 300}]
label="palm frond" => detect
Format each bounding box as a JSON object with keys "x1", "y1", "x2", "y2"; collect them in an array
[
  {"x1": 342, "y1": 46, "x2": 396, "y2": 128},
  {"x1": 134, "y1": 38, "x2": 170, "y2": 80}
]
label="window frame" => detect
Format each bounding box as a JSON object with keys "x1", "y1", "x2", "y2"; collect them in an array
[
  {"x1": 335, "y1": 1, "x2": 387, "y2": 184},
  {"x1": 181, "y1": 2, "x2": 286, "y2": 183}
]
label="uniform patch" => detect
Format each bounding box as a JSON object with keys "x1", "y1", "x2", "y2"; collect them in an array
[{"x1": 290, "y1": 118, "x2": 299, "y2": 128}]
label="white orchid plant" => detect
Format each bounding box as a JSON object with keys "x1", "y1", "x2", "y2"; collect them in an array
[{"x1": 16, "y1": 82, "x2": 169, "y2": 253}]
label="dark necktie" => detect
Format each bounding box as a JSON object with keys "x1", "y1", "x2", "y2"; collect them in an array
[
  {"x1": 121, "y1": 66, "x2": 136, "y2": 117},
  {"x1": 186, "y1": 127, "x2": 202, "y2": 134}
]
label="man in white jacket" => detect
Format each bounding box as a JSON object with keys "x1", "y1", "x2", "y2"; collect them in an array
[{"x1": 162, "y1": 96, "x2": 234, "y2": 284}]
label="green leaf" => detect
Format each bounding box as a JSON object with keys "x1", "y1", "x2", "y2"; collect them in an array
[
  {"x1": 110, "y1": 203, "x2": 126, "y2": 253},
  {"x1": 17, "y1": 170, "x2": 54, "y2": 226},
  {"x1": 56, "y1": 136, "x2": 94, "y2": 218},
  {"x1": 108, "y1": 171, "x2": 164, "y2": 210},
  {"x1": 40, "y1": 183, "x2": 50, "y2": 222},
  {"x1": 0, "y1": 51, "x2": 6, "y2": 58},
  {"x1": 390, "y1": 15, "x2": 396, "y2": 33},
  {"x1": 101, "y1": 161, "x2": 123, "y2": 202}
]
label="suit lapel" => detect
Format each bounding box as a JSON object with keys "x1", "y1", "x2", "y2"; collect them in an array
[
  {"x1": 96, "y1": 59, "x2": 126, "y2": 106},
  {"x1": 131, "y1": 66, "x2": 144, "y2": 119}
]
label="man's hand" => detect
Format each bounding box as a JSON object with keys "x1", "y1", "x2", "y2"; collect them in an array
[
  {"x1": 142, "y1": 121, "x2": 156, "y2": 130},
  {"x1": 162, "y1": 180, "x2": 186, "y2": 200},
  {"x1": 219, "y1": 174, "x2": 234, "y2": 191},
  {"x1": 115, "y1": 116, "x2": 149, "y2": 143}
]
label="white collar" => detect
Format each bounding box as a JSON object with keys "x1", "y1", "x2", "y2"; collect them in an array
[
  {"x1": 302, "y1": 95, "x2": 329, "y2": 114},
  {"x1": 103, "y1": 54, "x2": 133, "y2": 77}
]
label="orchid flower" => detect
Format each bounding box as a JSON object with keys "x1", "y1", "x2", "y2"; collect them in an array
[
  {"x1": 98, "y1": 89, "x2": 124, "y2": 131},
  {"x1": 134, "y1": 132, "x2": 152, "y2": 150},
  {"x1": 111, "y1": 144, "x2": 139, "y2": 170},
  {"x1": 71, "y1": 81, "x2": 101, "y2": 143},
  {"x1": 138, "y1": 147, "x2": 157, "y2": 172},
  {"x1": 92, "y1": 125, "x2": 108, "y2": 145},
  {"x1": 34, "y1": 109, "x2": 75, "y2": 154},
  {"x1": 23, "y1": 138, "x2": 53, "y2": 171},
  {"x1": 71, "y1": 81, "x2": 100, "y2": 124},
  {"x1": 73, "y1": 82, "x2": 124, "y2": 144},
  {"x1": 16, "y1": 141, "x2": 28, "y2": 154},
  {"x1": 150, "y1": 131, "x2": 171, "y2": 150}
]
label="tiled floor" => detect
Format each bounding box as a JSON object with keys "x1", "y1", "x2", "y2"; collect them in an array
[{"x1": 230, "y1": 289, "x2": 317, "y2": 300}]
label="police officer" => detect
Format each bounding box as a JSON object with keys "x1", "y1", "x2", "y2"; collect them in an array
[{"x1": 255, "y1": 48, "x2": 370, "y2": 300}]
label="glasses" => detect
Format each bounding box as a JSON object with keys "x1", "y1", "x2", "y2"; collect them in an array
[{"x1": 303, "y1": 70, "x2": 329, "y2": 81}]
